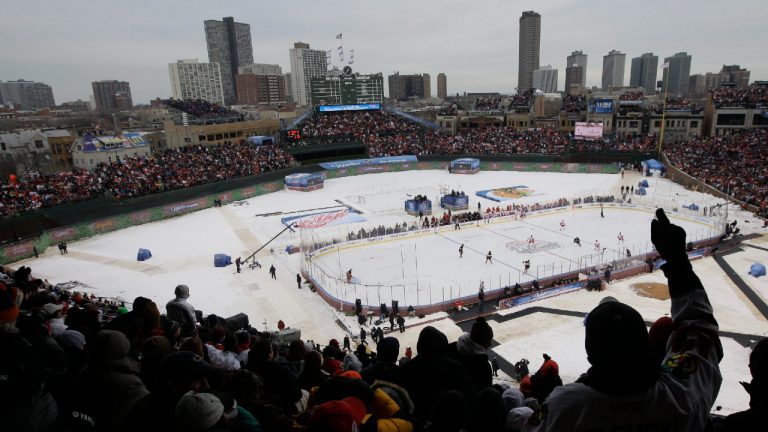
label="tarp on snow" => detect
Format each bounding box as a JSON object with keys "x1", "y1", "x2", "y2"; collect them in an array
[
  {"x1": 749, "y1": 263, "x2": 766, "y2": 278},
  {"x1": 137, "y1": 248, "x2": 152, "y2": 261},
  {"x1": 214, "y1": 254, "x2": 232, "y2": 267}
]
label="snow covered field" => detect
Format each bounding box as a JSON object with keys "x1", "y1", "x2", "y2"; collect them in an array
[{"x1": 13, "y1": 167, "x2": 768, "y2": 415}]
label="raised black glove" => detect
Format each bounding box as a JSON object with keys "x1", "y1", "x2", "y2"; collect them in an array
[{"x1": 651, "y1": 208, "x2": 688, "y2": 264}]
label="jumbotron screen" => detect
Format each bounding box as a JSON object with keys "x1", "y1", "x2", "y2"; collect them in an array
[
  {"x1": 575, "y1": 122, "x2": 604, "y2": 140},
  {"x1": 286, "y1": 129, "x2": 301, "y2": 141}
]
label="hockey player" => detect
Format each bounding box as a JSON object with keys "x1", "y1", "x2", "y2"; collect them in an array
[
  {"x1": 594, "y1": 240, "x2": 601, "y2": 252},
  {"x1": 617, "y1": 232, "x2": 625, "y2": 243},
  {"x1": 459, "y1": 243, "x2": 464, "y2": 258},
  {"x1": 523, "y1": 259, "x2": 531, "y2": 274},
  {"x1": 560, "y1": 220, "x2": 566, "y2": 231},
  {"x1": 528, "y1": 235, "x2": 536, "y2": 248},
  {"x1": 600, "y1": 205, "x2": 605, "y2": 218},
  {"x1": 486, "y1": 250, "x2": 493, "y2": 264},
  {"x1": 346, "y1": 269, "x2": 353, "y2": 283},
  {"x1": 574, "y1": 237, "x2": 582, "y2": 246}
]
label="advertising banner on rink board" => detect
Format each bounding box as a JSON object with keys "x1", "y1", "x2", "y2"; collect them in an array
[
  {"x1": 575, "y1": 122, "x2": 604, "y2": 140},
  {"x1": 319, "y1": 155, "x2": 418, "y2": 170}
]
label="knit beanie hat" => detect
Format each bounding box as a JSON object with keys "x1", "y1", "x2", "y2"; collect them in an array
[
  {"x1": 377, "y1": 337, "x2": 400, "y2": 363},
  {"x1": 308, "y1": 399, "x2": 358, "y2": 432},
  {"x1": 585, "y1": 299, "x2": 649, "y2": 368},
  {"x1": 416, "y1": 326, "x2": 448, "y2": 356},
  {"x1": 470, "y1": 316, "x2": 494, "y2": 348},
  {"x1": 90, "y1": 330, "x2": 130, "y2": 365},
  {"x1": 175, "y1": 391, "x2": 224, "y2": 432}
]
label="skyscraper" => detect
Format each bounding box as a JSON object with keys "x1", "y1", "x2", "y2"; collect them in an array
[
  {"x1": 518, "y1": 11, "x2": 541, "y2": 94},
  {"x1": 662, "y1": 52, "x2": 692, "y2": 96},
  {"x1": 91, "y1": 80, "x2": 132, "y2": 112},
  {"x1": 566, "y1": 50, "x2": 587, "y2": 88},
  {"x1": 629, "y1": 53, "x2": 658, "y2": 94},
  {"x1": 0, "y1": 79, "x2": 55, "y2": 109},
  {"x1": 437, "y1": 73, "x2": 447, "y2": 100},
  {"x1": 533, "y1": 66, "x2": 558, "y2": 93},
  {"x1": 601, "y1": 50, "x2": 626, "y2": 91},
  {"x1": 236, "y1": 64, "x2": 286, "y2": 105},
  {"x1": 168, "y1": 59, "x2": 225, "y2": 104},
  {"x1": 387, "y1": 73, "x2": 431, "y2": 101},
  {"x1": 565, "y1": 66, "x2": 584, "y2": 92},
  {"x1": 719, "y1": 65, "x2": 750, "y2": 89},
  {"x1": 204, "y1": 17, "x2": 254, "y2": 105},
  {"x1": 289, "y1": 42, "x2": 328, "y2": 105}
]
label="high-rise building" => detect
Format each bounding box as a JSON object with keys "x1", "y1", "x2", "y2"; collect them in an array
[
  {"x1": 518, "y1": 11, "x2": 541, "y2": 94},
  {"x1": 662, "y1": 52, "x2": 692, "y2": 96},
  {"x1": 289, "y1": 42, "x2": 328, "y2": 105},
  {"x1": 688, "y1": 74, "x2": 708, "y2": 98},
  {"x1": 284, "y1": 72, "x2": 293, "y2": 102},
  {"x1": 437, "y1": 73, "x2": 447, "y2": 100},
  {"x1": 310, "y1": 70, "x2": 384, "y2": 105},
  {"x1": 565, "y1": 66, "x2": 584, "y2": 92},
  {"x1": 387, "y1": 73, "x2": 431, "y2": 101},
  {"x1": 601, "y1": 50, "x2": 626, "y2": 91},
  {"x1": 0, "y1": 79, "x2": 55, "y2": 109},
  {"x1": 533, "y1": 66, "x2": 558, "y2": 93},
  {"x1": 566, "y1": 50, "x2": 587, "y2": 87},
  {"x1": 719, "y1": 65, "x2": 750, "y2": 89},
  {"x1": 204, "y1": 17, "x2": 254, "y2": 105},
  {"x1": 236, "y1": 75, "x2": 286, "y2": 105},
  {"x1": 629, "y1": 53, "x2": 658, "y2": 94},
  {"x1": 239, "y1": 64, "x2": 283, "y2": 76},
  {"x1": 168, "y1": 59, "x2": 225, "y2": 104},
  {"x1": 92, "y1": 80, "x2": 132, "y2": 112}
]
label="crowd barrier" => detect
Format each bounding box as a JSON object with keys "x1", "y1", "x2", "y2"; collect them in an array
[{"x1": 300, "y1": 198, "x2": 726, "y2": 314}]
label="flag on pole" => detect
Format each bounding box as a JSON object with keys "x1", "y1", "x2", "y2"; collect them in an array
[
  {"x1": 662, "y1": 62, "x2": 670, "y2": 69},
  {"x1": 336, "y1": 33, "x2": 343, "y2": 39}
]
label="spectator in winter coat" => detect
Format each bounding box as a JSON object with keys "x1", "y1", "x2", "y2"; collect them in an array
[
  {"x1": 397, "y1": 326, "x2": 477, "y2": 421},
  {"x1": 361, "y1": 336, "x2": 401, "y2": 384},
  {"x1": 106, "y1": 296, "x2": 152, "y2": 340},
  {"x1": 165, "y1": 284, "x2": 198, "y2": 337},
  {"x1": 246, "y1": 340, "x2": 303, "y2": 415},
  {"x1": 524, "y1": 209, "x2": 723, "y2": 431},
  {"x1": 0, "y1": 283, "x2": 61, "y2": 432},
  {"x1": 299, "y1": 350, "x2": 329, "y2": 391},
  {"x1": 448, "y1": 316, "x2": 494, "y2": 391},
  {"x1": 530, "y1": 353, "x2": 563, "y2": 403},
  {"x1": 70, "y1": 330, "x2": 150, "y2": 430},
  {"x1": 715, "y1": 337, "x2": 768, "y2": 431}
]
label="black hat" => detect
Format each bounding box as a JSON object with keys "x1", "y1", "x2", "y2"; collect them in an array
[
  {"x1": 585, "y1": 299, "x2": 649, "y2": 368},
  {"x1": 470, "y1": 316, "x2": 494, "y2": 348},
  {"x1": 159, "y1": 351, "x2": 217, "y2": 382}
]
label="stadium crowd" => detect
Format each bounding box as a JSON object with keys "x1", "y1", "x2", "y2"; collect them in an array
[
  {"x1": 2, "y1": 210, "x2": 761, "y2": 431},
  {"x1": 561, "y1": 94, "x2": 586, "y2": 113},
  {"x1": 712, "y1": 83, "x2": 768, "y2": 108},
  {"x1": 163, "y1": 99, "x2": 237, "y2": 119},
  {"x1": 665, "y1": 128, "x2": 768, "y2": 215},
  {"x1": 0, "y1": 143, "x2": 296, "y2": 216}
]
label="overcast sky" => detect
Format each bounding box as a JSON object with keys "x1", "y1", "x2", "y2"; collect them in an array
[{"x1": 2, "y1": 0, "x2": 766, "y2": 104}]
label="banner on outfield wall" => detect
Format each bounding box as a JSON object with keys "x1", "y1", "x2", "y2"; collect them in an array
[{"x1": 319, "y1": 155, "x2": 418, "y2": 170}]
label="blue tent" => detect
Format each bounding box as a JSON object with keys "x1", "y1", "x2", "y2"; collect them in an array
[
  {"x1": 636, "y1": 187, "x2": 647, "y2": 196},
  {"x1": 640, "y1": 179, "x2": 649, "y2": 188},
  {"x1": 137, "y1": 248, "x2": 152, "y2": 261},
  {"x1": 749, "y1": 263, "x2": 766, "y2": 278},
  {"x1": 644, "y1": 159, "x2": 664, "y2": 170},
  {"x1": 214, "y1": 254, "x2": 232, "y2": 267}
]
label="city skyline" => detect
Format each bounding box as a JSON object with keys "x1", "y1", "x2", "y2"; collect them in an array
[{"x1": 1, "y1": 0, "x2": 766, "y2": 104}]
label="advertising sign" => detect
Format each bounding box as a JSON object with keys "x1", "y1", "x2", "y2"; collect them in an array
[
  {"x1": 588, "y1": 98, "x2": 614, "y2": 113},
  {"x1": 575, "y1": 122, "x2": 604, "y2": 140},
  {"x1": 318, "y1": 103, "x2": 381, "y2": 112}
]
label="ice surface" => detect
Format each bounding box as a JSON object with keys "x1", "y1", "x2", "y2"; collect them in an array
[{"x1": 14, "y1": 167, "x2": 767, "y2": 415}]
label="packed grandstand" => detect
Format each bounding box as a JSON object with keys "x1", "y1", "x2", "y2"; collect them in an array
[
  {"x1": 1, "y1": 86, "x2": 767, "y2": 431},
  {"x1": 3, "y1": 92, "x2": 768, "y2": 218}
]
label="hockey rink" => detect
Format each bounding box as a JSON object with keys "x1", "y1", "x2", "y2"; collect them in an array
[{"x1": 12, "y1": 168, "x2": 767, "y2": 415}]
